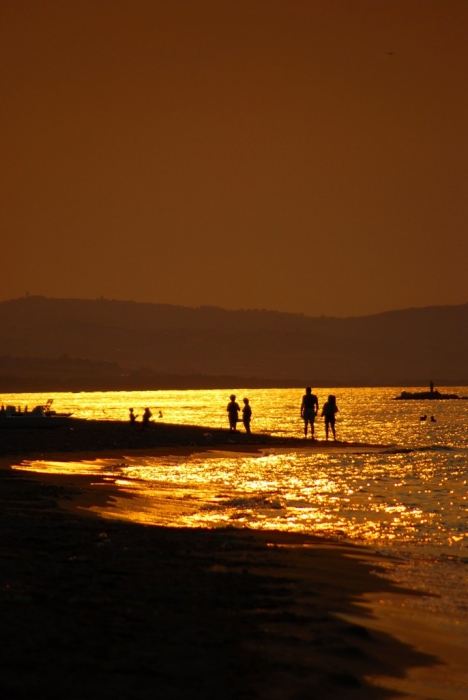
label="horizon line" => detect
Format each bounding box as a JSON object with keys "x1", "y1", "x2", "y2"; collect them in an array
[{"x1": 2, "y1": 294, "x2": 468, "y2": 322}]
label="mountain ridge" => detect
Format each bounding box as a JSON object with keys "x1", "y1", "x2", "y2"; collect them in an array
[{"x1": 1, "y1": 296, "x2": 467, "y2": 386}]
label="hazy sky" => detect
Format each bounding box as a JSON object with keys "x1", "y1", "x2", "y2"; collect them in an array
[{"x1": 1, "y1": 0, "x2": 467, "y2": 317}]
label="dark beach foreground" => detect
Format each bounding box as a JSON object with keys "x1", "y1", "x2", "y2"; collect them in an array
[{"x1": 0, "y1": 420, "x2": 440, "y2": 699}]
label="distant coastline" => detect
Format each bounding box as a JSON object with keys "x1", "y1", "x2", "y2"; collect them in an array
[
  {"x1": 2, "y1": 373, "x2": 468, "y2": 393},
  {"x1": 1, "y1": 296, "x2": 468, "y2": 387}
]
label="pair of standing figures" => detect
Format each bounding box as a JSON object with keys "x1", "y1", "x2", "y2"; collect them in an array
[
  {"x1": 227, "y1": 388, "x2": 339, "y2": 440},
  {"x1": 301, "y1": 387, "x2": 338, "y2": 440},
  {"x1": 129, "y1": 407, "x2": 152, "y2": 428},
  {"x1": 226, "y1": 395, "x2": 252, "y2": 434}
]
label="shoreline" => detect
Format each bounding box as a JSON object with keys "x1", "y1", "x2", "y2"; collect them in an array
[
  {"x1": 1, "y1": 421, "x2": 466, "y2": 697},
  {"x1": 0, "y1": 464, "x2": 437, "y2": 700},
  {"x1": 0, "y1": 417, "x2": 390, "y2": 461}
]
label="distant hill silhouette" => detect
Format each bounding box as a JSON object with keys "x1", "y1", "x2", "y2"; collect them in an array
[{"x1": 0, "y1": 296, "x2": 467, "y2": 389}]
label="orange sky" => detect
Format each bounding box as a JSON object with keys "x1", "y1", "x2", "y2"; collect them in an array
[{"x1": 1, "y1": 0, "x2": 467, "y2": 317}]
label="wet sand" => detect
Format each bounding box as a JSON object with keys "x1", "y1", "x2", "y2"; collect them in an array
[{"x1": 0, "y1": 420, "x2": 453, "y2": 698}]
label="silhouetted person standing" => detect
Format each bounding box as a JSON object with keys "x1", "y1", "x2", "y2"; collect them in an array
[
  {"x1": 301, "y1": 387, "x2": 319, "y2": 438},
  {"x1": 142, "y1": 407, "x2": 152, "y2": 429},
  {"x1": 322, "y1": 395, "x2": 338, "y2": 441},
  {"x1": 242, "y1": 398, "x2": 252, "y2": 434},
  {"x1": 227, "y1": 394, "x2": 240, "y2": 432},
  {"x1": 129, "y1": 408, "x2": 138, "y2": 426}
]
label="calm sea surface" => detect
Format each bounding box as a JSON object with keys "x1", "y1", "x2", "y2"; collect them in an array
[{"x1": 7, "y1": 387, "x2": 468, "y2": 633}]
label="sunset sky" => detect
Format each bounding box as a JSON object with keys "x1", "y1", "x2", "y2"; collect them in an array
[{"x1": 1, "y1": 0, "x2": 467, "y2": 317}]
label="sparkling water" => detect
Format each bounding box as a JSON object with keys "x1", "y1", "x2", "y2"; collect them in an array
[{"x1": 8, "y1": 387, "x2": 468, "y2": 630}]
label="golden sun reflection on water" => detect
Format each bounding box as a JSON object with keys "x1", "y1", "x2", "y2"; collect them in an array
[
  {"x1": 9, "y1": 386, "x2": 468, "y2": 557},
  {"x1": 16, "y1": 443, "x2": 468, "y2": 554},
  {"x1": 12, "y1": 386, "x2": 468, "y2": 642},
  {"x1": 4, "y1": 385, "x2": 468, "y2": 448}
]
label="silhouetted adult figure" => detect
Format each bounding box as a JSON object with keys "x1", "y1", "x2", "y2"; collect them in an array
[
  {"x1": 142, "y1": 407, "x2": 152, "y2": 429},
  {"x1": 322, "y1": 395, "x2": 338, "y2": 441},
  {"x1": 301, "y1": 387, "x2": 319, "y2": 438},
  {"x1": 129, "y1": 408, "x2": 138, "y2": 426},
  {"x1": 242, "y1": 398, "x2": 252, "y2": 434},
  {"x1": 227, "y1": 394, "x2": 240, "y2": 432}
]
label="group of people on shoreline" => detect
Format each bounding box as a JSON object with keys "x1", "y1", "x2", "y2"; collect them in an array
[
  {"x1": 128, "y1": 387, "x2": 339, "y2": 440},
  {"x1": 226, "y1": 395, "x2": 252, "y2": 434},
  {"x1": 300, "y1": 387, "x2": 338, "y2": 440},
  {"x1": 129, "y1": 407, "x2": 157, "y2": 429},
  {"x1": 227, "y1": 388, "x2": 339, "y2": 440}
]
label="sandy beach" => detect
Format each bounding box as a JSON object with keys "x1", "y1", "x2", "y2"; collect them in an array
[
  {"x1": 0, "y1": 420, "x2": 461, "y2": 698},
  {"x1": 0, "y1": 417, "x2": 391, "y2": 458}
]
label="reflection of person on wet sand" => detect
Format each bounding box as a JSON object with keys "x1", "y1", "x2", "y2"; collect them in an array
[
  {"x1": 300, "y1": 387, "x2": 318, "y2": 438},
  {"x1": 242, "y1": 398, "x2": 252, "y2": 434},
  {"x1": 322, "y1": 395, "x2": 338, "y2": 441},
  {"x1": 227, "y1": 394, "x2": 240, "y2": 432}
]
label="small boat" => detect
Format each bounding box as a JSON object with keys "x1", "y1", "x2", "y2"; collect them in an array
[
  {"x1": 42, "y1": 398, "x2": 73, "y2": 418},
  {"x1": 0, "y1": 404, "x2": 72, "y2": 428}
]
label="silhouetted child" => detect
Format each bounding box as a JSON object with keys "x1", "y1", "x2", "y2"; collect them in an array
[
  {"x1": 242, "y1": 398, "x2": 252, "y2": 434},
  {"x1": 129, "y1": 408, "x2": 138, "y2": 426},
  {"x1": 321, "y1": 395, "x2": 338, "y2": 441},
  {"x1": 430, "y1": 415, "x2": 436, "y2": 422},
  {"x1": 227, "y1": 394, "x2": 240, "y2": 432}
]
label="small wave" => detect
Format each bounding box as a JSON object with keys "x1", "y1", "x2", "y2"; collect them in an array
[
  {"x1": 385, "y1": 445, "x2": 458, "y2": 455},
  {"x1": 415, "y1": 444, "x2": 457, "y2": 452},
  {"x1": 222, "y1": 494, "x2": 285, "y2": 510}
]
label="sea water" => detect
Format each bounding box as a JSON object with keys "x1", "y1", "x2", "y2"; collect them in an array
[{"x1": 7, "y1": 387, "x2": 468, "y2": 635}]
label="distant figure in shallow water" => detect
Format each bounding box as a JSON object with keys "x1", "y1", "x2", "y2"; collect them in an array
[
  {"x1": 242, "y1": 398, "x2": 252, "y2": 434},
  {"x1": 420, "y1": 415, "x2": 427, "y2": 421},
  {"x1": 129, "y1": 408, "x2": 138, "y2": 425},
  {"x1": 431, "y1": 415, "x2": 436, "y2": 422},
  {"x1": 142, "y1": 407, "x2": 152, "y2": 429},
  {"x1": 322, "y1": 395, "x2": 338, "y2": 441},
  {"x1": 227, "y1": 394, "x2": 240, "y2": 432},
  {"x1": 301, "y1": 387, "x2": 319, "y2": 438}
]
